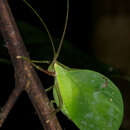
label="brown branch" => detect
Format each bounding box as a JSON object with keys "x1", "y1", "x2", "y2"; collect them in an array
[
  {"x1": 0, "y1": 0, "x2": 62, "y2": 130},
  {"x1": 0, "y1": 86, "x2": 23, "y2": 127}
]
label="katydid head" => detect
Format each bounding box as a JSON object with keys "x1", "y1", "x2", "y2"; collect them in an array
[{"x1": 23, "y1": 0, "x2": 69, "y2": 72}]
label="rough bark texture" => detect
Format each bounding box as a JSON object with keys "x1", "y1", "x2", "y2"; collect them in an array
[{"x1": 0, "y1": 0, "x2": 62, "y2": 129}]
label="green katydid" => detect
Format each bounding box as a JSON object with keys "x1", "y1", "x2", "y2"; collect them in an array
[{"x1": 19, "y1": 0, "x2": 124, "y2": 129}]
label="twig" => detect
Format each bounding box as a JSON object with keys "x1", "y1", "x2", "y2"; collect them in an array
[
  {"x1": 0, "y1": 86, "x2": 23, "y2": 127},
  {"x1": 0, "y1": 0, "x2": 62, "y2": 129}
]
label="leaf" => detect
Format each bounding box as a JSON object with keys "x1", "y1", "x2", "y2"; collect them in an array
[
  {"x1": 53, "y1": 63, "x2": 124, "y2": 130},
  {"x1": 17, "y1": 21, "x2": 50, "y2": 44}
]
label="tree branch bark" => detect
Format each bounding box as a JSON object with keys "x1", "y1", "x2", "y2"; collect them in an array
[{"x1": 0, "y1": 0, "x2": 62, "y2": 129}]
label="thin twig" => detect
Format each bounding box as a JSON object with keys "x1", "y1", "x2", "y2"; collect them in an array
[{"x1": 0, "y1": 87, "x2": 23, "y2": 127}]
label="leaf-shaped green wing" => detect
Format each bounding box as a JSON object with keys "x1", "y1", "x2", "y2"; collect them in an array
[{"x1": 53, "y1": 63, "x2": 124, "y2": 130}]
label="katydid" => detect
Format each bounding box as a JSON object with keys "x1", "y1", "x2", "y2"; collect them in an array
[{"x1": 19, "y1": 0, "x2": 124, "y2": 129}]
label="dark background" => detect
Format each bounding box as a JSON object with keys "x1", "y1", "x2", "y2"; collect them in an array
[
  {"x1": 8, "y1": 0, "x2": 93, "y2": 52},
  {"x1": 0, "y1": 0, "x2": 129, "y2": 129}
]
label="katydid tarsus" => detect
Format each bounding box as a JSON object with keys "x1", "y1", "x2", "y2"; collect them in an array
[{"x1": 17, "y1": 0, "x2": 124, "y2": 129}]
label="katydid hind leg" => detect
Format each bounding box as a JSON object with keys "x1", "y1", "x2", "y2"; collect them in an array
[{"x1": 54, "y1": 80, "x2": 63, "y2": 112}]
